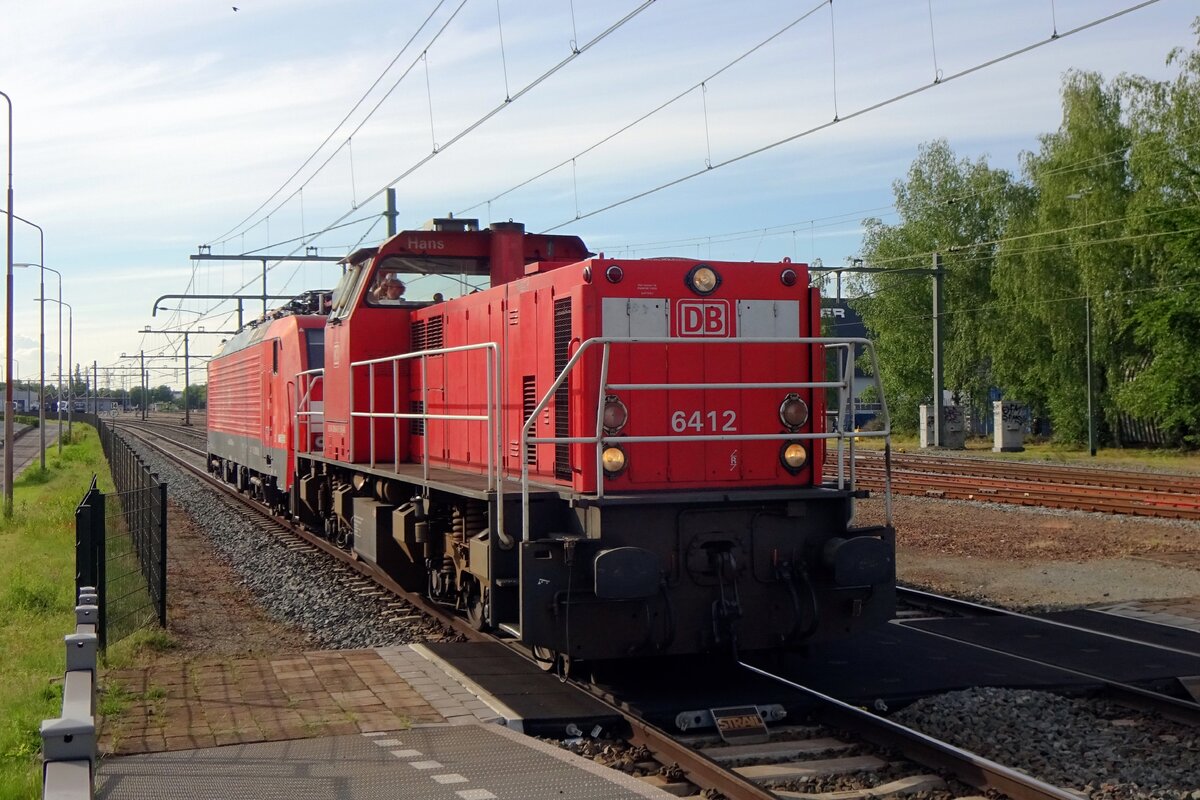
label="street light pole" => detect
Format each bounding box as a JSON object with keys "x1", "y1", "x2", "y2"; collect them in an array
[
  {"x1": 1085, "y1": 295, "x2": 1095, "y2": 458},
  {"x1": 41, "y1": 297, "x2": 70, "y2": 447},
  {"x1": 1067, "y1": 189, "x2": 1097, "y2": 457},
  {"x1": 67, "y1": 308, "x2": 73, "y2": 440},
  {"x1": 52, "y1": 268, "x2": 62, "y2": 454},
  {"x1": 3, "y1": 89, "x2": 15, "y2": 517},
  {"x1": 8, "y1": 215, "x2": 45, "y2": 469}
]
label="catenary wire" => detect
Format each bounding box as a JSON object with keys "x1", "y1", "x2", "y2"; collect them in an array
[{"x1": 536, "y1": 0, "x2": 1164, "y2": 233}]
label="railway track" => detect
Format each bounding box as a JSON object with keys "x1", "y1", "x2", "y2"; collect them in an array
[
  {"x1": 111, "y1": 419, "x2": 486, "y2": 645},
  {"x1": 895, "y1": 587, "x2": 1200, "y2": 717},
  {"x1": 114, "y1": 418, "x2": 1199, "y2": 799},
  {"x1": 832, "y1": 450, "x2": 1200, "y2": 520}
]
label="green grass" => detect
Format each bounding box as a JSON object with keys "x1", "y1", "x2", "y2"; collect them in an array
[{"x1": 0, "y1": 425, "x2": 111, "y2": 800}]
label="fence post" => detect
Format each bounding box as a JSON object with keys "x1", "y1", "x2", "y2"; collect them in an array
[
  {"x1": 75, "y1": 500, "x2": 95, "y2": 595},
  {"x1": 93, "y1": 492, "x2": 107, "y2": 652},
  {"x1": 158, "y1": 480, "x2": 167, "y2": 627}
]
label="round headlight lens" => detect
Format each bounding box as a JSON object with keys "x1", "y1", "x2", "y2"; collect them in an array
[
  {"x1": 781, "y1": 443, "x2": 808, "y2": 471},
  {"x1": 601, "y1": 446, "x2": 627, "y2": 475},
  {"x1": 602, "y1": 396, "x2": 628, "y2": 433},
  {"x1": 687, "y1": 265, "x2": 720, "y2": 295},
  {"x1": 780, "y1": 268, "x2": 798, "y2": 287},
  {"x1": 605, "y1": 264, "x2": 624, "y2": 283},
  {"x1": 779, "y1": 393, "x2": 809, "y2": 429}
]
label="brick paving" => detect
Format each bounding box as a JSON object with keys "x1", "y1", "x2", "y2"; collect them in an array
[{"x1": 99, "y1": 649, "x2": 444, "y2": 755}]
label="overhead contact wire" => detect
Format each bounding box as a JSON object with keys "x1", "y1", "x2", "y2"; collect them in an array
[
  {"x1": 496, "y1": 0, "x2": 512, "y2": 101},
  {"x1": 829, "y1": 0, "x2": 839, "y2": 119},
  {"x1": 926, "y1": 0, "x2": 942, "y2": 82},
  {"x1": 457, "y1": 0, "x2": 826, "y2": 215},
  {"x1": 229, "y1": 0, "x2": 472, "y2": 237},
  {"x1": 208, "y1": 0, "x2": 451, "y2": 246},
  {"x1": 539, "y1": 0, "x2": 1163, "y2": 233},
  {"x1": 290, "y1": 0, "x2": 659, "y2": 252}
]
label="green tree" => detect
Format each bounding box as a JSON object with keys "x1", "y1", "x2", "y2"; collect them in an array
[
  {"x1": 1115, "y1": 23, "x2": 1200, "y2": 446},
  {"x1": 184, "y1": 384, "x2": 207, "y2": 410},
  {"x1": 993, "y1": 70, "x2": 1132, "y2": 445},
  {"x1": 856, "y1": 140, "x2": 1021, "y2": 431}
]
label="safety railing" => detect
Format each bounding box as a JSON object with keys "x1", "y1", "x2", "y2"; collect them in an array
[
  {"x1": 346, "y1": 343, "x2": 505, "y2": 535},
  {"x1": 294, "y1": 368, "x2": 324, "y2": 454},
  {"x1": 40, "y1": 584, "x2": 100, "y2": 800},
  {"x1": 520, "y1": 336, "x2": 893, "y2": 541}
]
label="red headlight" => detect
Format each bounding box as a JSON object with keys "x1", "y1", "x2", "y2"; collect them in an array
[
  {"x1": 779, "y1": 393, "x2": 809, "y2": 429},
  {"x1": 603, "y1": 395, "x2": 628, "y2": 434}
]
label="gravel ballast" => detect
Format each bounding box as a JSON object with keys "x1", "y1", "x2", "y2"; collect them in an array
[
  {"x1": 891, "y1": 687, "x2": 1200, "y2": 799},
  {"x1": 134, "y1": 443, "x2": 452, "y2": 650}
]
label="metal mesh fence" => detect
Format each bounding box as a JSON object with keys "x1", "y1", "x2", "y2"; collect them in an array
[{"x1": 76, "y1": 419, "x2": 167, "y2": 650}]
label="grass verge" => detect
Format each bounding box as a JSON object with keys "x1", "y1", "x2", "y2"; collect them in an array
[{"x1": 0, "y1": 426, "x2": 111, "y2": 800}]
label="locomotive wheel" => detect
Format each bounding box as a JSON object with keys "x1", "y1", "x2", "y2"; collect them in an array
[
  {"x1": 532, "y1": 646, "x2": 557, "y2": 672},
  {"x1": 465, "y1": 586, "x2": 490, "y2": 632},
  {"x1": 532, "y1": 647, "x2": 584, "y2": 679}
]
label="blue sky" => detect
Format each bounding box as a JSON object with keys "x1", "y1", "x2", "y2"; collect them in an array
[{"x1": 0, "y1": 0, "x2": 1195, "y2": 390}]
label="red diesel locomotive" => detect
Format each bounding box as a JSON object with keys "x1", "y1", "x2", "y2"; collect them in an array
[{"x1": 208, "y1": 218, "x2": 895, "y2": 664}]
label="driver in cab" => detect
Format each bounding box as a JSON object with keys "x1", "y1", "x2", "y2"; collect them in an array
[{"x1": 373, "y1": 274, "x2": 406, "y2": 305}]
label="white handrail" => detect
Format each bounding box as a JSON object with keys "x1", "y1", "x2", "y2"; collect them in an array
[
  {"x1": 347, "y1": 343, "x2": 504, "y2": 543},
  {"x1": 519, "y1": 336, "x2": 893, "y2": 541},
  {"x1": 294, "y1": 369, "x2": 324, "y2": 455}
]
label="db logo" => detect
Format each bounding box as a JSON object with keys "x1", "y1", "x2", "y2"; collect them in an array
[{"x1": 675, "y1": 300, "x2": 730, "y2": 337}]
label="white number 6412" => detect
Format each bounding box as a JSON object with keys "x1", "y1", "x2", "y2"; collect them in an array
[{"x1": 670, "y1": 410, "x2": 737, "y2": 433}]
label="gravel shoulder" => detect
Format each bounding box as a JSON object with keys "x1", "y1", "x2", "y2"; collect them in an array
[
  {"x1": 158, "y1": 499, "x2": 313, "y2": 657},
  {"x1": 856, "y1": 494, "x2": 1200, "y2": 610}
]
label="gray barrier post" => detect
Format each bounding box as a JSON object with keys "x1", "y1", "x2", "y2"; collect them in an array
[{"x1": 41, "y1": 587, "x2": 99, "y2": 800}]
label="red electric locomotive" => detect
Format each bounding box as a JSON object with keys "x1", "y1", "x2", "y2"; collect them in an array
[
  {"x1": 208, "y1": 219, "x2": 895, "y2": 664},
  {"x1": 207, "y1": 292, "x2": 327, "y2": 513}
]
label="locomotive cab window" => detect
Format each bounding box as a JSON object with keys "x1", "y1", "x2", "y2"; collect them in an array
[
  {"x1": 366, "y1": 255, "x2": 489, "y2": 307},
  {"x1": 330, "y1": 262, "x2": 366, "y2": 320},
  {"x1": 304, "y1": 329, "x2": 324, "y2": 370}
]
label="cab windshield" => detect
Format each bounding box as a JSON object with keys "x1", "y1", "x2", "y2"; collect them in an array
[
  {"x1": 365, "y1": 254, "x2": 488, "y2": 306},
  {"x1": 330, "y1": 263, "x2": 365, "y2": 319}
]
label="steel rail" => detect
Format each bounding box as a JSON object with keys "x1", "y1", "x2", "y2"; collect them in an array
[
  {"x1": 864, "y1": 463, "x2": 1199, "y2": 502},
  {"x1": 843, "y1": 464, "x2": 1200, "y2": 520},
  {"x1": 623, "y1": 718, "x2": 777, "y2": 800},
  {"x1": 847, "y1": 449, "x2": 1200, "y2": 493},
  {"x1": 898, "y1": 587, "x2": 1200, "y2": 726},
  {"x1": 738, "y1": 661, "x2": 1083, "y2": 800}
]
